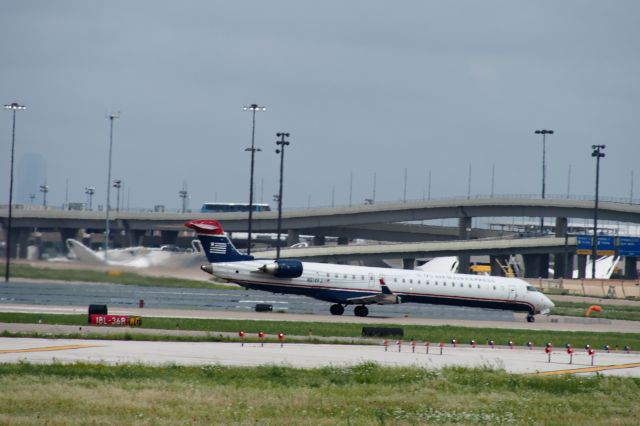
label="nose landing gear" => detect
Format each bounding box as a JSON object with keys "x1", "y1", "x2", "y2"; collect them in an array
[{"x1": 526, "y1": 314, "x2": 535, "y2": 323}]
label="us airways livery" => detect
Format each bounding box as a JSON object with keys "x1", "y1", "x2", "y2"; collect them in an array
[{"x1": 186, "y1": 220, "x2": 554, "y2": 322}]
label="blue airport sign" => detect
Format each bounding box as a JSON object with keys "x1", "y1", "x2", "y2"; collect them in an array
[
  {"x1": 596, "y1": 236, "x2": 615, "y2": 256},
  {"x1": 619, "y1": 237, "x2": 640, "y2": 257},
  {"x1": 576, "y1": 235, "x2": 593, "y2": 255},
  {"x1": 576, "y1": 235, "x2": 615, "y2": 255}
]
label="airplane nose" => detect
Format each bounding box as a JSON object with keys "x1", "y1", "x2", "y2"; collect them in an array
[
  {"x1": 540, "y1": 294, "x2": 554, "y2": 312},
  {"x1": 544, "y1": 295, "x2": 555, "y2": 309}
]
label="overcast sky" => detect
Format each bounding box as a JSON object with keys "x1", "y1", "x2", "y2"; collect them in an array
[{"x1": 1, "y1": 1, "x2": 639, "y2": 211}]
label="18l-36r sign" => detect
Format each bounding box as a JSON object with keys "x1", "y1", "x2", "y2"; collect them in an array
[{"x1": 89, "y1": 315, "x2": 141, "y2": 327}]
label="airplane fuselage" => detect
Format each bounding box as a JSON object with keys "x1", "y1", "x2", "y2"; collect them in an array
[{"x1": 209, "y1": 259, "x2": 553, "y2": 317}]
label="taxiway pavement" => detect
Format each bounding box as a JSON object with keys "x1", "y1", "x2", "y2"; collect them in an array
[{"x1": 2, "y1": 337, "x2": 640, "y2": 377}]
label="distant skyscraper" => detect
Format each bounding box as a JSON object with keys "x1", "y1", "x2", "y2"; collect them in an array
[{"x1": 17, "y1": 153, "x2": 46, "y2": 204}]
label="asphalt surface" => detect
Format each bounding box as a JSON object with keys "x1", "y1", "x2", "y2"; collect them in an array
[
  {"x1": 3, "y1": 278, "x2": 640, "y2": 332},
  {"x1": 1, "y1": 278, "x2": 516, "y2": 321}
]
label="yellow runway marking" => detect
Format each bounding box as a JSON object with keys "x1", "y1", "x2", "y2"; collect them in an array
[
  {"x1": 0, "y1": 344, "x2": 103, "y2": 354},
  {"x1": 536, "y1": 362, "x2": 640, "y2": 376}
]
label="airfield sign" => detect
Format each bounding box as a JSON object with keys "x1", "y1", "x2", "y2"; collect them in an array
[
  {"x1": 576, "y1": 235, "x2": 615, "y2": 256},
  {"x1": 619, "y1": 237, "x2": 640, "y2": 257}
]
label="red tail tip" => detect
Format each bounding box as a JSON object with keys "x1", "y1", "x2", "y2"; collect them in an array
[{"x1": 184, "y1": 219, "x2": 225, "y2": 235}]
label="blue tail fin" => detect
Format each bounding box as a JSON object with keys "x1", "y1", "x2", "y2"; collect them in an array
[{"x1": 185, "y1": 220, "x2": 254, "y2": 263}]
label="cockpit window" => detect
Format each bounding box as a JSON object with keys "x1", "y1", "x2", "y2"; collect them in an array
[{"x1": 526, "y1": 286, "x2": 538, "y2": 292}]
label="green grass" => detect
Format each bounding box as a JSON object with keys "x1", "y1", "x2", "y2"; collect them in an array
[
  {"x1": 0, "y1": 362, "x2": 638, "y2": 424},
  {"x1": 551, "y1": 300, "x2": 640, "y2": 322},
  {"x1": 2, "y1": 312, "x2": 639, "y2": 350},
  {"x1": 8, "y1": 263, "x2": 236, "y2": 289}
]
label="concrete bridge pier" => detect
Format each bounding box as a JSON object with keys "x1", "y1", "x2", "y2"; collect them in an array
[
  {"x1": 553, "y1": 254, "x2": 566, "y2": 279},
  {"x1": 33, "y1": 232, "x2": 43, "y2": 259},
  {"x1": 523, "y1": 254, "x2": 549, "y2": 278},
  {"x1": 624, "y1": 257, "x2": 638, "y2": 279},
  {"x1": 577, "y1": 255, "x2": 587, "y2": 279},
  {"x1": 128, "y1": 230, "x2": 146, "y2": 247},
  {"x1": 160, "y1": 230, "x2": 178, "y2": 246},
  {"x1": 81, "y1": 230, "x2": 92, "y2": 248},
  {"x1": 313, "y1": 235, "x2": 326, "y2": 246},
  {"x1": 287, "y1": 230, "x2": 300, "y2": 246},
  {"x1": 553, "y1": 217, "x2": 569, "y2": 278},
  {"x1": 402, "y1": 258, "x2": 415, "y2": 270},
  {"x1": 8, "y1": 227, "x2": 30, "y2": 259},
  {"x1": 59, "y1": 228, "x2": 80, "y2": 254},
  {"x1": 457, "y1": 217, "x2": 471, "y2": 274},
  {"x1": 559, "y1": 254, "x2": 574, "y2": 279},
  {"x1": 490, "y1": 255, "x2": 510, "y2": 276}
]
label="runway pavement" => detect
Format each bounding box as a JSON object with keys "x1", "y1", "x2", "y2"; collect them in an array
[
  {"x1": 2, "y1": 337, "x2": 640, "y2": 377},
  {"x1": 2, "y1": 279, "x2": 516, "y2": 321}
]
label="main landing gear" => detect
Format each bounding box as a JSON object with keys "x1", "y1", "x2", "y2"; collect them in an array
[
  {"x1": 526, "y1": 314, "x2": 535, "y2": 323},
  {"x1": 330, "y1": 304, "x2": 344, "y2": 316},
  {"x1": 354, "y1": 305, "x2": 369, "y2": 317},
  {"x1": 329, "y1": 304, "x2": 369, "y2": 317}
]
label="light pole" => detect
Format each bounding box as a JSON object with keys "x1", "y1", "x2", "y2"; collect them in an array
[
  {"x1": 113, "y1": 179, "x2": 122, "y2": 212},
  {"x1": 3, "y1": 102, "x2": 26, "y2": 282},
  {"x1": 105, "y1": 113, "x2": 119, "y2": 262},
  {"x1": 85, "y1": 186, "x2": 95, "y2": 210},
  {"x1": 275, "y1": 132, "x2": 290, "y2": 260},
  {"x1": 367, "y1": 171, "x2": 376, "y2": 205},
  {"x1": 535, "y1": 129, "x2": 554, "y2": 233},
  {"x1": 591, "y1": 144, "x2": 605, "y2": 279},
  {"x1": 243, "y1": 103, "x2": 265, "y2": 255},
  {"x1": 403, "y1": 168, "x2": 407, "y2": 203},
  {"x1": 39, "y1": 183, "x2": 48, "y2": 207},
  {"x1": 179, "y1": 185, "x2": 188, "y2": 213}
]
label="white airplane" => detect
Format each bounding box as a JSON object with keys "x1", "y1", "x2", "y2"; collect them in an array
[
  {"x1": 574, "y1": 255, "x2": 621, "y2": 279},
  {"x1": 546, "y1": 255, "x2": 621, "y2": 279},
  {"x1": 187, "y1": 219, "x2": 554, "y2": 322},
  {"x1": 65, "y1": 239, "x2": 205, "y2": 268}
]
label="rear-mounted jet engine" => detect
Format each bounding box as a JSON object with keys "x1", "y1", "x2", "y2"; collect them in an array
[{"x1": 258, "y1": 259, "x2": 303, "y2": 278}]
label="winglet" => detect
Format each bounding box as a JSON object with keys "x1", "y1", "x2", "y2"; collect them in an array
[
  {"x1": 185, "y1": 219, "x2": 225, "y2": 235},
  {"x1": 380, "y1": 278, "x2": 393, "y2": 295}
]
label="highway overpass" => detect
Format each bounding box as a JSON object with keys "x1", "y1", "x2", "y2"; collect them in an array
[
  {"x1": 3, "y1": 197, "x2": 640, "y2": 235},
  {"x1": 2, "y1": 197, "x2": 638, "y2": 278}
]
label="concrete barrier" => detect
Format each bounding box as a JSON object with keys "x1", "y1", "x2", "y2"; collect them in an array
[{"x1": 526, "y1": 278, "x2": 640, "y2": 299}]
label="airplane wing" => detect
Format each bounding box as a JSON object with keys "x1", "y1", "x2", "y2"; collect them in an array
[{"x1": 346, "y1": 279, "x2": 400, "y2": 305}]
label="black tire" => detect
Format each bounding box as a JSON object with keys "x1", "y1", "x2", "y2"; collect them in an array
[
  {"x1": 527, "y1": 314, "x2": 535, "y2": 323},
  {"x1": 354, "y1": 305, "x2": 369, "y2": 317},
  {"x1": 330, "y1": 304, "x2": 344, "y2": 316}
]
